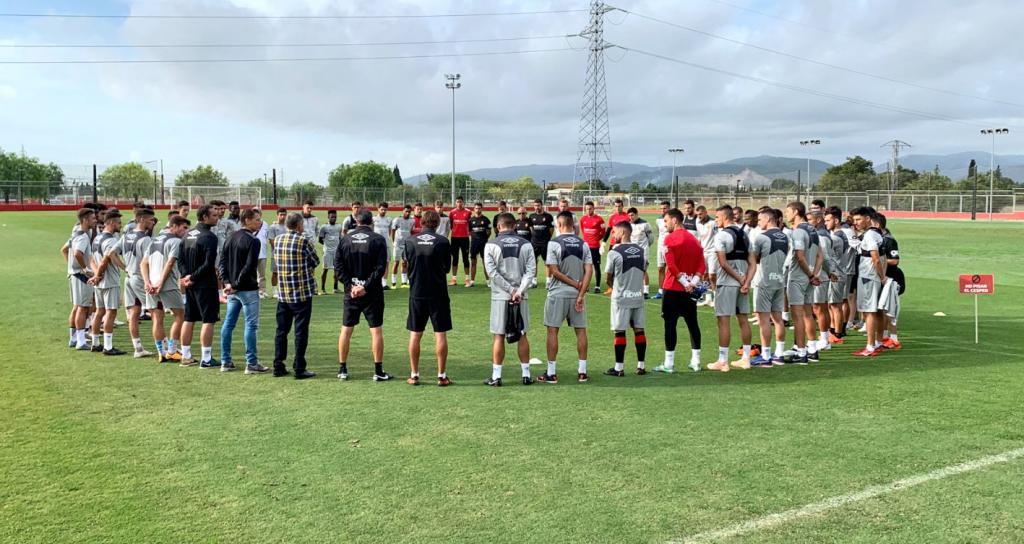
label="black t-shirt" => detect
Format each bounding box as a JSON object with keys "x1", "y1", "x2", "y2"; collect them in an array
[
  {"x1": 469, "y1": 215, "x2": 491, "y2": 241},
  {"x1": 336, "y1": 226, "x2": 389, "y2": 299},
  {"x1": 514, "y1": 219, "x2": 532, "y2": 241},
  {"x1": 179, "y1": 223, "x2": 219, "y2": 288},
  {"x1": 403, "y1": 228, "x2": 451, "y2": 299},
  {"x1": 529, "y1": 212, "x2": 554, "y2": 243}
]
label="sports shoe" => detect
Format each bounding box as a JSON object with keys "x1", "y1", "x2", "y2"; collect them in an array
[
  {"x1": 828, "y1": 333, "x2": 844, "y2": 344},
  {"x1": 168, "y1": 351, "x2": 183, "y2": 362},
  {"x1": 465, "y1": 280, "x2": 473, "y2": 288},
  {"x1": 771, "y1": 356, "x2": 786, "y2": 366},
  {"x1": 882, "y1": 338, "x2": 902, "y2": 350},
  {"x1": 449, "y1": 278, "x2": 457, "y2": 286},
  {"x1": 91, "y1": 345, "x2": 103, "y2": 353},
  {"x1": 603, "y1": 288, "x2": 613, "y2": 296},
  {"x1": 133, "y1": 349, "x2": 154, "y2": 359},
  {"x1": 337, "y1": 367, "x2": 349, "y2": 380},
  {"x1": 688, "y1": 360, "x2": 701, "y2": 372},
  {"x1": 199, "y1": 358, "x2": 221, "y2": 369},
  {"x1": 179, "y1": 357, "x2": 198, "y2": 367},
  {"x1": 604, "y1": 368, "x2": 625, "y2": 377},
  {"x1": 783, "y1": 319, "x2": 792, "y2": 328},
  {"x1": 749, "y1": 355, "x2": 771, "y2": 367},
  {"x1": 536, "y1": 373, "x2": 558, "y2": 384},
  {"x1": 294, "y1": 370, "x2": 316, "y2": 380},
  {"x1": 382, "y1": 284, "x2": 391, "y2": 291},
  {"x1": 437, "y1": 376, "x2": 453, "y2": 387},
  {"x1": 103, "y1": 348, "x2": 126, "y2": 356},
  {"x1": 818, "y1": 341, "x2": 832, "y2": 351},
  {"x1": 273, "y1": 367, "x2": 290, "y2": 377},
  {"x1": 484, "y1": 377, "x2": 502, "y2": 387},
  {"x1": 407, "y1": 376, "x2": 420, "y2": 386},
  {"x1": 807, "y1": 351, "x2": 820, "y2": 362},
  {"x1": 372, "y1": 373, "x2": 393, "y2": 382},
  {"x1": 68, "y1": 339, "x2": 77, "y2": 349},
  {"x1": 643, "y1": 293, "x2": 650, "y2": 300},
  {"x1": 521, "y1": 376, "x2": 534, "y2": 385},
  {"x1": 577, "y1": 372, "x2": 588, "y2": 383},
  {"x1": 636, "y1": 367, "x2": 647, "y2": 375},
  {"x1": 75, "y1": 344, "x2": 91, "y2": 351},
  {"x1": 730, "y1": 358, "x2": 751, "y2": 370},
  {"x1": 245, "y1": 363, "x2": 269, "y2": 374},
  {"x1": 652, "y1": 292, "x2": 663, "y2": 300},
  {"x1": 400, "y1": 283, "x2": 410, "y2": 289},
  {"x1": 593, "y1": 286, "x2": 601, "y2": 294},
  {"x1": 852, "y1": 348, "x2": 874, "y2": 357},
  {"x1": 653, "y1": 364, "x2": 676, "y2": 374},
  {"x1": 784, "y1": 353, "x2": 808, "y2": 365},
  {"x1": 706, "y1": 361, "x2": 730, "y2": 372},
  {"x1": 114, "y1": 320, "x2": 125, "y2": 327},
  {"x1": 220, "y1": 361, "x2": 236, "y2": 372}
]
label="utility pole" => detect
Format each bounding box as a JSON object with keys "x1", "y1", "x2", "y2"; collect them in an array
[
  {"x1": 799, "y1": 139, "x2": 821, "y2": 195},
  {"x1": 969, "y1": 159, "x2": 978, "y2": 221},
  {"x1": 881, "y1": 140, "x2": 912, "y2": 191},
  {"x1": 445, "y1": 73, "x2": 461, "y2": 206},
  {"x1": 669, "y1": 148, "x2": 684, "y2": 208},
  {"x1": 980, "y1": 128, "x2": 1009, "y2": 220},
  {"x1": 271, "y1": 169, "x2": 277, "y2": 205},
  {"x1": 573, "y1": 0, "x2": 614, "y2": 197}
]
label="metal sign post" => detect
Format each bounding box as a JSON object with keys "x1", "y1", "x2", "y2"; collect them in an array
[{"x1": 959, "y1": 274, "x2": 994, "y2": 344}]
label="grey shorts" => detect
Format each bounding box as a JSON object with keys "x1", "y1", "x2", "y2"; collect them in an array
[
  {"x1": 812, "y1": 279, "x2": 830, "y2": 304},
  {"x1": 705, "y1": 254, "x2": 718, "y2": 276},
  {"x1": 146, "y1": 289, "x2": 185, "y2": 311},
  {"x1": 856, "y1": 278, "x2": 881, "y2": 313},
  {"x1": 610, "y1": 300, "x2": 645, "y2": 331},
  {"x1": 753, "y1": 285, "x2": 785, "y2": 313},
  {"x1": 95, "y1": 286, "x2": 120, "y2": 310},
  {"x1": 543, "y1": 296, "x2": 587, "y2": 329},
  {"x1": 323, "y1": 250, "x2": 337, "y2": 270},
  {"x1": 393, "y1": 239, "x2": 406, "y2": 260},
  {"x1": 656, "y1": 241, "x2": 667, "y2": 267},
  {"x1": 490, "y1": 299, "x2": 530, "y2": 335},
  {"x1": 714, "y1": 285, "x2": 750, "y2": 316},
  {"x1": 124, "y1": 276, "x2": 147, "y2": 308},
  {"x1": 829, "y1": 276, "x2": 848, "y2": 304},
  {"x1": 787, "y1": 275, "x2": 814, "y2": 306},
  {"x1": 69, "y1": 276, "x2": 95, "y2": 307}
]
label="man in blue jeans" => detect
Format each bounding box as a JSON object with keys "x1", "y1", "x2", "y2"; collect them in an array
[{"x1": 218, "y1": 208, "x2": 267, "y2": 374}]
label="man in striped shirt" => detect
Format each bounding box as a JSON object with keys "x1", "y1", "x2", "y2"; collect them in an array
[{"x1": 272, "y1": 213, "x2": 320, "y2": 379}]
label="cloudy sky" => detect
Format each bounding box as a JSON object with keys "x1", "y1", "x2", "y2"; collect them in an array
[{"x1": 0, "y1": 0, "x2": 1020, "y2": 183}]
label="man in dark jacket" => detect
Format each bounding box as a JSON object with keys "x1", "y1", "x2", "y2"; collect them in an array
[
  {"x1": 403, "y1": 210, "x2": 453, "y2": 386},
  {"x1": 218, "y1": 208, "x2": 267, "y2": 374},
  {"x1": 335, "y1": 210, "x2": 392, "y2": 382},
  {"x1": 178, "y1": 204, "x2": 221, "y2": 368}
]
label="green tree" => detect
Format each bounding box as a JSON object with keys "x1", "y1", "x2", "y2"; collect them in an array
[
  {"x1": 955, "y1": 167, "x2": 1016, "y2": 191},
  {"x1": 629, "y1": 181, "x2": 641, "y2": 193},
  {"x1": 99, "y1": 162, "x2": 156, "y2": 200},
  {"x1": 769, "y1": 178, "x2": 797, "y2": 190},
  {"x1": 426, "y1": 172, "x2": 474, "y2": 193},
  {"x1": 0, "y1": 149, "x2": 65, "y2": 202},
  {"x1": 392, "y1": 164, "x2": 403, "y2": 186},
  {"x1": 244, "y1": 176, "x2": 279, "y2": 202},
  {"x1": 175, "y1": 164, "x2": 230, "y2": 187},
  {"x1": 816, "y1": 156, "x2": 885, "y2": 192},
  {"x1": 289, "y1": 182, "x2": 326, "y2": 203},
  {"x1": 327, "y1": 161, "x2": 396, "y2": 199},
  {"x1": 495, "y1": 176, "x2": 540, "y2": 202}
]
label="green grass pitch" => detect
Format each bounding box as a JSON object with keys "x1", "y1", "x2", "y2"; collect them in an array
[{"x1": 1, "y1": 211, "x2": 1023, "y2": 543}]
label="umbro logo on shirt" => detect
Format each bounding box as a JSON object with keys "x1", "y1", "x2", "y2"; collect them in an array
[
  {"x1": 418, "y1": 234, "x2": 435, "y2": 242},
  {"x1": 624, "y1": 246, "x2": 642, "y2": 255},
  {"x1": 351, "y1": 233, "x2": 369, "y2": 240}
]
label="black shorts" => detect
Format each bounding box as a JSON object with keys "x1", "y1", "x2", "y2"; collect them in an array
[
  {"x1": 343, "y1": 295, "x2": 384, "y2": 328},
  {"x1": 470, "y1": 237, "x2": 488, "y2": 259},
  {"x1": 532, "y1": 240, "x2": 550, "y2": 261},
  {"x1": 407, "y1": 296, "x2": 452, "y2": 333},
  {"x1": 184, "y1": 286, "x2": 220, "y2": 324},
  {"x1": 451, "y1": 237, "x2": 470, "y2": 267},
  {"x1": 661, "y1": 289, "x2": 698, "y2": 320},
  {"x1": 848, "y1": 272, "x2": 858, "y2": 294}
]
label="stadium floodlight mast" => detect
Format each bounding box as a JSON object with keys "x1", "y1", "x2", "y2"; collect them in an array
[
  {"x1": 668, "y1": 148, "x2": 684, "y2": 208},
  {"x1": 144, "y1": 159, "x2": 163, "y2": 204},
  {"x1": 799, "y1": 139, "x2": 821, "y2": 201},
  {"x1": 445, "y1": 73, "x2": 461, "y2": 206},
  {"x1": 980, "y1": 128, "x2": 1009, "y2": 220}
]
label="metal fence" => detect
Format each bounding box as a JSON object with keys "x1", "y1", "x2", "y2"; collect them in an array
[{"x1": 0, "y1": 181, "x2": 261, "y2": 208}]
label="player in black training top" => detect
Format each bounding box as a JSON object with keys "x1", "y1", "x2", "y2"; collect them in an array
[
  {"x1": 335, "y1": 210, "x2": 392, "y2": 382},
  {"x1": 468, "y1": 202, "x2": 492, "y2": 287},
  {"x1": 403, "y1": 210, "x2": 454, "y2": 387},
  {"x1": 528, "y1": 198, "x2": 554, "y2": 287},
  {"x1": 178, "y1": 204, "x2": 221, "y2": 368},
  {"x1": 514, "y1": 206, "x2": 533, "y2": 241}
]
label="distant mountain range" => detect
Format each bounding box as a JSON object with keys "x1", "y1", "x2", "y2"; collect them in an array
[
  {"x1": 407, "y1": 155, "x2": 832, "y2": 188},
  {"x1": 406, "y1": 151, "x2": 1023, "y2": 188}
]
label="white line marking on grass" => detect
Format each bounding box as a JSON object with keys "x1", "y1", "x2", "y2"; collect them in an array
[{"x1": 670, "y1": 446, "x2": 1024, "y2": 544}]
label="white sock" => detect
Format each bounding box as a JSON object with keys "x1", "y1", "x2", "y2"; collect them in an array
[
  {"x1": 76, "y1": 329, "x2": 87, "y2": 346},
  {"x1": 391, "y1": 274, "x2": 396, "y2": 284},
  {"x1": 438, "y1": 372, "x2": 445, "y2": 379},
  {"x1": 775, "y1": 341, "x2": 785, "y2": 355},
  {"x1": 491, "y1": 364, "x2": 502, "y2": 380},
  {"x1": 91, "y1": 333, "x2": 100, "y2": 347},
  {"x1": 132, "y1": 338, "x2": 143, "y2": 351},
  {"x1": 657, "y1": 289, "x2": 663, "y2": 295},
  {"x1": 718, "y1": 346, "x2": 728, "y2": 362},
  {"x1": 382, "y1": 278, "x2": 387, "y2": 287},
  {"x1": 820, "y1": 332, "x2": 829, "y2": 345},
  {"x1": 167, "y1": 339, "x2": 176, "y2": 353},
  {"x1": 520, "y1": 363, "x2": 531, "y2": 378},
  {"x1": 873, "y1": 341, "x2": 882, "y2": 349},
  {"x1": 643, "y1": 284, "x2": 650, "y2": 294},
  {"x1": 547, "y1": 361, "x2": 557, "y2": 376},
  {"x1": 637, "y1": 360, "x2": 645, "y2": 369},
  {"x1": 762, "y1": 346, "x2": 772, "y2": 360},
  {"x1": 402, "y1": 273, "x2": 408, "y2": 283},
  {"x1": 807, "y1": 343, "x2": 818, "y2": 354},
  {"x1": 891, "y1": 334, "x2": 899, "y2": 342},
  {"x1": 578, "y1": 360, "x2": 587, "y2": 374},
  {"x1": 882, "y1": 330, "x2": 890, "y2": 339},
  {"x1": 742, "y1": 344, "x2": 751, "y2": 359},
  {"x1": 865, "y1": 343, "x2": 874, "y2": 352},
  {"x1": 201, "y1": 346, "x2": 213, "y2": 362},
  {"x1": 664, "y1": 351, "x2": 675, "y2": 367},
  {"x1": 103, "y1": 333, "x2": 113, "y2": 351},
  {"x1": 782, "y1": 311, "x2": 790, "y2": 321},
  {"x1": 614, "y1": 362, "x2": 624, "y2": 372},
  {"x1": 691, "y1": 349, "x2": 700, "y2": 363},
  {"x1": 182, "y1": 345, "x2": 192, "y2": 359},
  {"x1": 796, "y1": 346, "x2": 807, "y2": 356},
  {"x1": 411, "y1": 371, "x2": 419, "y2": 378},
  {"x1": 69, "y1": 327, "x2": 76, "y2": 341}
]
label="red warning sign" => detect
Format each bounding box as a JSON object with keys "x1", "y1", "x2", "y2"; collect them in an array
[{"x1": 959, "y1": 274, "x2": 994, "y2": 295}]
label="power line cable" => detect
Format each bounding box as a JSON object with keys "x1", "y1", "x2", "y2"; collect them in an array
[
  {"x1": 616, "y1": 8, "x2": 1023, "y2": 109},
  {"x1": 0, "y1": 34, "x2": 574, "y2": 49},
  {"x1": 0, "y1": 8, "x2": 586, "y2": 20},
  {"x1": 611, "y1": 44, "x2": 996, "y2": 128},
  {"x1": 0, "y1": 47, "x2": 575, "y2": 65}
]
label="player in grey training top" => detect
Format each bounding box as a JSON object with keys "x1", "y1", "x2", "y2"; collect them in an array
[
  {"x1": 809, "y1": 210, "x2": 835, "y2": 352},
  {"x1": 604, "y1": 221, "x2": 649, "y2": 377},
  {"x1": 372, "y1": 203, "x2": 393, "y2": 289},
  {"x1": 266, "y1": 208, "x2": 288, "y2": 298},
  {"x1": 483, "y1": 212, "x2": 538, "y2": 387},
  {"x1": 825, "y1": 207, "x2": 851, "y2": 338},
  {"x1": 783, "y1": 201, "x2": 824, "y2": 363},
  {"x1": 390, "y1": 205, "x2": 415, "y2": 288},
  {"x1": 851, "y1": 207, "x2": 887, "y2": 356},
  {"x1": 121, "y1": 208, "x2": 158, "y2": 358},
  {"x1": 143, "y1": 215, "x2": 190, "y2": 362},
  {"x1": 318, "y1": 210, "x2": 344, "y2": 294},
  {"x1": 539, "y1": 212, "x2": 593, "y2": 383},
  {"x1": 90, "y1": 209, "x2": 127, "y2": 355},
  {"x1": 749, "y1": 208, "x2": 789, "y2": 365},
  {"x1": 709, "y1": 205, "x2": 754, "y2": 370},
  {"x1": 67, "y1": 208, "x2": 98, "y2": 350}
]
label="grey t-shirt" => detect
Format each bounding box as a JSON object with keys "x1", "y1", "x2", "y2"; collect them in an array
[
  {"x1": 830, "y1": 229, "x2": 851, "y2": 278},
  {"x1": 605, "y1": 243, "x2": 646, "y2": 308},
  {"x1": 786, "y1": 223, "x2": 819, "y2": 280},
  {"x1": 267, "y1": 222, "x2": 288, "y2": 245},
  {"x1": 857, "y1": 229, "x2": 886, "y2": 282},
  {"x1": 545, "y1": 234, "x2": 592, "y2": 298},
  {"x1": 751, "y1": 228, "x2": 789, "y2": 290},
  {"x1": 713, "y1": 225, "x2": 749, "y2": 287},
  {"x1": 147, "y1": 233, "x2": 183, "y2": 292},
  {"x1": 302, "y1": 214, "x2": 319, "y2": 242},
  {"x1": 122, "y1": 230, "x2": 153, "y2": 278},
  {"x1": 484, "y1": 233, "x2": 536, "y2": 301},
  {"x1": 391, "y1": 216, "x2": 415, "y2": 243},
  {"x1": 92, "y1": 232, "x2": 122, "y2": 289},
  {"x1": 68, "y1": 231, "x2": 92, "y2": 276},
  {"x1": 319, "y1": 223, "x2": 344, "y2": 253},
  {"x1": 816, "y1": 226, "x2": 834, "y2": 278},
  {"x1": 372, "y1": 215, "x2": 393, "y2": 240}
]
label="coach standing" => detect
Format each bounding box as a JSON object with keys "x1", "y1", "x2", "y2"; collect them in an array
[
  {"x1": 404, "y1": 210, "x2": 454, "y2": 386},
  {"x1": 273, "y1": 212, "x2": 319, "y2": 379},
  {"x1": 335, "y1": 210, "x2": 392, "y2": 382},
  {"x1": 218, "y1": 208, "x2": 267, "y2": 374},
  {"x1": 178, "y1": 205, "x2": 221, "y2": 368}
]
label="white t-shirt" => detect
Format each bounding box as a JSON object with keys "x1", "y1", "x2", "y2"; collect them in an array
[{"x1": 256, "y1": 221, "x2": 269, "y2": 259}]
